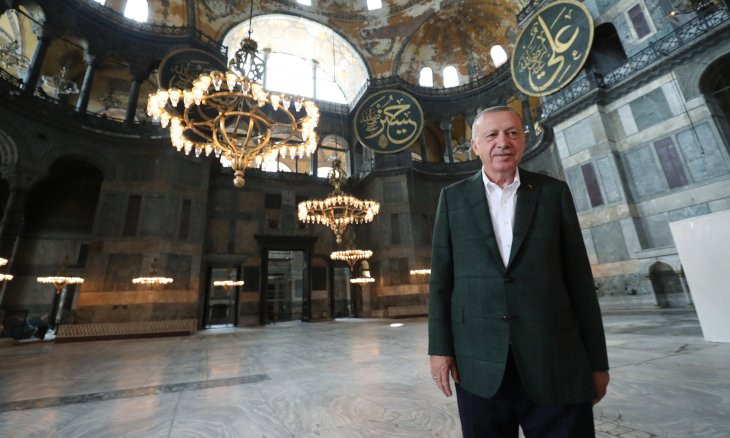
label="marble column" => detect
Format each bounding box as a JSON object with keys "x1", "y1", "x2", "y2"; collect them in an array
[
  {"x1": 439, "y1": 118, "x2": 454, "y2": 163},
  {"x1": 311, "y1": 59, "x2": 318, "y2": 100},
  {"x1": 76, "y1": 55, "x2": 98, "y2": 113},
  {"x1": 22, "y1": 30, "x2": 51, "y2": 96},
  {"x1": 521, "y1": 96, "x2": 535, "y2": 139},
  {"x1": 125, "y1": 71, "x2": 146, "y2": 126},
  {"x1": 419, "y1": 132, "x2": 428, "y2": 161}
]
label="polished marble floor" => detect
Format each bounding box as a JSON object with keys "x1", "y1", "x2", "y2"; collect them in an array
[{"x1": 0, "y1": 308, "x2": 728, "y2": 437}]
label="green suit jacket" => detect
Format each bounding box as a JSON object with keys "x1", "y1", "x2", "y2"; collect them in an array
[{"x1": 428, "y1": 168, "x2": 609, "y2": 405}]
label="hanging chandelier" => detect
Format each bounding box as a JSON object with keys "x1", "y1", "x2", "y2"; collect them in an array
[
  {"x1": 0, "y1": 40, "x2": 29, "y2": 71},
  {"x1": 0, "y1": 256, "x2": 12, "y2": 281},
  {"x1": 330, "y1": 228, "x2": 373, "y2": 270},
  {"x1": 146, "y1": 1, "x2": 320, "y2": 188},
  {"x1": 409, "y1": 269, "x2": 431, "y2": 276},
  {"x1": 132, "y1": 257, "x2": 173, "y2": 286},
  {"x1": 41, "y1": 66, "x2": 79, "y2": 98},
  {"x1": 213, "y1": 269, "x2": 244, "y2": 290},
  {"x1": 298, "y1": 157, "x2": 380, "y2": 244},
  {"x1": 331, "y1": 249, "x2": 373, "y2": 271},
  {"x1": 36, "y1": 256, "x2": 83, "y2": 290},
  {"x1": 350, "y1": 260, "x2": 375, "y2": 284}
]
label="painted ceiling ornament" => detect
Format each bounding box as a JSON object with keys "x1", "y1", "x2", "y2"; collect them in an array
[
  {"x1": 353, "y1": 89, "x2": 424, "y2": 154},
  {"x1": 510, "y1": 0, "x2": 594, "y2": 96}
]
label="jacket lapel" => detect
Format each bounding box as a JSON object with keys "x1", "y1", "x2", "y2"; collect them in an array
[
  {"x1": 466, "y1": 171, "x2": 505, "y2": 273},
  {"x1": 508, "y1": 170, "x2": 540, "y2": 268}
]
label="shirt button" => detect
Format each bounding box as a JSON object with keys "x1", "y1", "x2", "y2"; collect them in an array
[
  {"x1": 504, "y1": 276, "x2": 513, "y2": 284},
  {"x1": 501, "y1": 314, "x2": 509, "y2": 321}
]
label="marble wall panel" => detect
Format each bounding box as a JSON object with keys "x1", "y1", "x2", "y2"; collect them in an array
[
  {"x1": 630, "y1": 88, "x2": 672, "y2": 131},
  {"x1": 621, "y1": 145, "x2": 666, "y2": 200},
  {"x1": 596, "y1": 155, "x2": 623, "y2": 203},
  {"x1": 565, "y1": 167, "x2": 590, "y2": 212},
  {"x1": 564, "y1": 117, "x2": 597, "y2": 156},
  {"x1": 638, "y1": 213, "x2": 673, "y2": 249},
  {"x1": 104, "y1": 253, "x2": 142, "y2": 291},
  {"x1": 591, "y1": 222, "x2": 630, "y2": 263},
  {"x1": 165, "y1": 254, "x2": 192, "y2": 290},
  {"x1": 139, "y1": 194, "x2": 164, "y2": 237},
  {"x1": 676, "y1": 123, "x2": 730, "y2": 182},
  {"x1": 95, "y1": 193, "x2": 126, "y2": 237},
  {"x1": 668, "y1": 203, "x2": 711, "y2": 223}
]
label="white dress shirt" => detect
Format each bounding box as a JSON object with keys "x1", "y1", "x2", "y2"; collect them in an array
[{"x1": 482, "y1": 169, "x2": 521, "y2": 267}]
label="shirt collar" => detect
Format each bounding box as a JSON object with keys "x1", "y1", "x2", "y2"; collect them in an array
[{"x1": 482, "y1": 168, "x2": 521, "y2": 196}]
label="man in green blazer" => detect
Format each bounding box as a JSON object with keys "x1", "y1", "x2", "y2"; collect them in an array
[{"x1": 428, "y1": 106, "x2": 609, "y2": 437}]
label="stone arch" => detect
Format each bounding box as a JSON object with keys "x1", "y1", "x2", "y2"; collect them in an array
[
  {"x1": 649, "y1": 261, "x2": 689, "y2": 308},
  {"x1": 699, "y1": 52, "x2": 730, "y2": 134},
  {"x1": 0, "y1": 130, "x2": 19, "y2": 175},
  {"x1": 36, "y1": 146, "x2": 116, "y2": 182}
]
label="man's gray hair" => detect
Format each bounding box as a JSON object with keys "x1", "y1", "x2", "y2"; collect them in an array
[{"x1": 471, "y1": 106, "x2": 524, "y2": 138}]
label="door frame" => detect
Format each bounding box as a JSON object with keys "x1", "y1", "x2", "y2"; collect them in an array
[{"x1": 255, "y1": 235, "x2": 317, "y2": 325}]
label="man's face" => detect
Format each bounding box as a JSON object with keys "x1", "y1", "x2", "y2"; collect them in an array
[{"x1": 470, "y1": 110, "x2": 525, "y2": 178}]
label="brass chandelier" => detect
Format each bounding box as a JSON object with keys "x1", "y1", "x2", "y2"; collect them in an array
[
  {"x1": 298, "y1": 157, "x2": 380, "y2": 244},
  {"x1": 146, "y1": 1, "x2": 320, "y2": 188}
]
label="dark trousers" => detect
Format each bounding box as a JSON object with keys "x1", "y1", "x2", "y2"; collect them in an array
[{"x1": 455, "y1": 350, "x2": 594, "y2": 438}]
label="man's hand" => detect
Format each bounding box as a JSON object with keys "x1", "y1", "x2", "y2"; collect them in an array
[
  {"x1": 430, "y1": 355, "x2": 459, "y2": 397},
  {"x1": 592, "y1": 371, "x2": 609, "y2": 405}
]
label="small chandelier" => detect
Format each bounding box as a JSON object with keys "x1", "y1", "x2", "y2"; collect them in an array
[
  {"x1": 146, "y1": 1, "x2": 320, "y2": 188},
  {"x1": 350, "y1": 260, "x2": 375, "y2": 284},
  {"x1": 213, "y1": 269, "x2": 244, "y2": 290},
  {"x1": 0, "y1": 40, "x2": 29, "y2": 71},
  {"x1": 132, "y1": 257, "x2": 173, "y2": 286},
  {"x1": 298, "y1": 157, "x2": 380, "y2": 244},
  {"x1": 0, "y1": 256, "x2": 13, "y2": 282},
  {"x1": 36, "y1": 256, "x2": 83, "y2": 291},
  {"x1": 41, "y1": 66, "x2": 79, "y2": 98},
  {"x1": 331, "y1": 249, "x2": 373, "y2": 271},
  {"x1": 409, "y1": 269, "x2": 431, "y2": 276}
]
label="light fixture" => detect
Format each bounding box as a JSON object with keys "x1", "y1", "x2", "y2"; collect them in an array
[
  {"x1": 132, "y1": 257, "x2": 173, "y2": 286},
  {"x1": 0, "y1": 257, "x2": 13, "y2": 282},
  {"x1": 298, "y1": 157, "x2": 380, "y2": 244},
  {"x1": 409, "y1": 269, "x2": 431, "y2": 276},
  {"x1": 41, "y1": 66, "x2": 79, "y2": 98},
  {"x1": 331, "y1": 249, "x2": 373, "y2": 271},
  {"x1": 146, "y1": 0, "x2": 320, "y2": 188},
  {"x1": 213, "y1": 269, "x2": 244, "y2": 290},
  {"x1": 0, "y1": 40, "x2": 29, "y2": 71},
  {"x1": 350, "y1": 260, "x2": 375, "y2": 284},
  {"x1": 37, "y1": 275, "x2": 84, "y2": 290},
  {"x1": 668, "y1": 0, "x2": 718, "y2": 16}
]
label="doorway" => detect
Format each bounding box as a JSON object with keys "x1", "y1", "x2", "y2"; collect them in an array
[
  {"x1": 203, "y1": 267, "x2": 241, "y2": 327},
  {"x1": 264, "y1": 250, "x2": 305, "y2": 324},
  {"x1": 332, "y1": 266, "x2": 352, "y2": 318}
]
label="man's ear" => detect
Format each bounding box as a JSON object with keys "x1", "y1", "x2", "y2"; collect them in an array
[{"x1": 470, "y1": 139, "x2": 478, "y2": 155}]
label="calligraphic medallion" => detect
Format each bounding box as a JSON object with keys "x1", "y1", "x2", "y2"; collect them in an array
[
  {"x1": 354, "y1": 89, "x2": 424, "y2": 154},
  {"x1": 157, "y1": 48, "x2": 227, "y2": 90},
  {"x1": 510, "y1": 0, "x2": 594, "y2": 96}
]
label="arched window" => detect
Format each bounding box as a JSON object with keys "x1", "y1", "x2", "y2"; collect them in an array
[
  {"x1": 419, "y1": 67, "x2": 434, "y2": 87},
  {"x1": 317, "y1": 134, "x2": 349, "y2": 177},
  {"x1": 490, "y1": 45, "x2": 508, "y2": 68},
  {"x1": 443, "y1": 66, "x2": 459, "y2": 88},
  {"x1": 367, "y1": 0, "x2": 383, "y2": 10},
  {"x1": 224, "y1": 15, "x2": 369, "y2": 106},
  {"x1": 124, "y1": 0, "x2": 148, "y2": 22}
]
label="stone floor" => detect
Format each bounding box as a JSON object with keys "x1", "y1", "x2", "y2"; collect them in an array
[{"x1": 0, "y1": 308, "x2": 728, "y2": 437}]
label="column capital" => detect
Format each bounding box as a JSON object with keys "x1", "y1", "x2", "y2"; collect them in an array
[{"x1": 439, "y1": 118, "x2": 453, "y2": 132}]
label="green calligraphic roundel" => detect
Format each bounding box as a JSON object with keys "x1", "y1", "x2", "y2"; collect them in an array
[
  {"x1": 510, "y1": 0, "x2": 594, "y2": 96},
  {"x1": 354, "y1": 89, "x2": 424, "y2": 154},
  {"x1": 157, "y1": 48, "x2": 227, "y2": 90}
]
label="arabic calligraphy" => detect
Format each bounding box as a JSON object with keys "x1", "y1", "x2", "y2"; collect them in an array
[
  {"x1": 511, "y1": 0, "x2": 594, "y2": 96},
  {"x1": 355, "y1": 90, "x2": 423, "y2": 154}
]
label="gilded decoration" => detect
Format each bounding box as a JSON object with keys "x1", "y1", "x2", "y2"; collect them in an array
[{"x1": 510, "y1": 0, "x2": 594, "y2": 96}]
